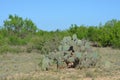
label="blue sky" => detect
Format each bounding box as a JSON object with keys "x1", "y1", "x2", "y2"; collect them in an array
[{"x1": 0, "y1": 0, "x2": 120, "y2": 31}]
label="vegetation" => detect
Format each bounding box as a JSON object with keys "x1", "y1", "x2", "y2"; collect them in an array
[
  {"x1": 0, "y1": 15, "x2": 120, "y2": 52},
  {"x1": 0, "y1": 14, "x2": 120, "y2": 80},
  {"x1": 40, "y1": 34, "x2": 101, "y2": 70}
]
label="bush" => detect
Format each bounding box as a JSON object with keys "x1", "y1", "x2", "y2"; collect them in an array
[
  {"x1": 8, "y1": 36, "x2": 27, "y2": 45},
  {"x1": 27, "y1": 34, "x2": 61, "y2": 54}
]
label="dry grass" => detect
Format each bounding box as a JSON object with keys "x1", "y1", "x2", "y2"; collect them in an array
[{"x1": 0, "y1": 47, "x2": 120, "y2": 80}]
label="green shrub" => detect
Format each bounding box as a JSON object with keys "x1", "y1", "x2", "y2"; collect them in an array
[
  {"x1": 8, "y1": 36, "x2": 27, "y2": 45},
  {"x1": 27, "y1": 34, "x2": 61, "y2": 54}
]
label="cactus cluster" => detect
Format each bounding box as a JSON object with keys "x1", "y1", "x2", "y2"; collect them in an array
[{"x1": 40, "y1": 34, "x2": 100, "y2": 70}]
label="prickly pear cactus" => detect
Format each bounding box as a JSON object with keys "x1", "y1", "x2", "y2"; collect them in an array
[
  {"x1": 41, "y1": 55, "x2": 50, "y2": 71},
  {"x1": 40, "y1": 34, "x2": 101, "y2": 70}
]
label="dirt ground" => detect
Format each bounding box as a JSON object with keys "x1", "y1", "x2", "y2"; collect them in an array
[{"x1": 0, "y1": 47, "x2": 120, "y2": 80}]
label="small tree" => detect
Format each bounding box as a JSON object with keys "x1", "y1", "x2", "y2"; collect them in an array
[{"x1": 3, "y1": 14, "x2": 37, "y2": 38}]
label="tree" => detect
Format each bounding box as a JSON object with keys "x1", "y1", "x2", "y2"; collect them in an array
[
  {"x1": 76, "y1": 25, "x2": 88, "y2": 39},
  {"x1": 3, "y1": 14, "x2": 37, "y2": 38},
  {"x1": 68, "y1": 24, "x2": 78, "y2": 34},
  {"x1": 87, "y1": 26, "x2": 98, "y2": 41}
]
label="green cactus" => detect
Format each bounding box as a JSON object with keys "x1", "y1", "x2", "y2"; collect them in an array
[
  {"x1": 76, "y1": 40, "x2": 82, "y2": 46},
  {"x1": 61, "y1": 36, "x2": 72, "y2": 45},
  {"x1": 58, "y1": 45, "x2": 62, "y2": 51},
  {"x1": 62, "y1": 36, "x2": 70, "y2": 44},
  {"x1": 72, "y1": 34, "x2": 77, "y2": 41},
  {"x1": 40, "y1": 34, "x2": 101, "y2": 70},
  {"x1": 41, "y1": 55, "x2": 50, "y2": 71},
  {"x1": 67, "y1": 56, "x2": 75, "y2": 62},
  {"x1": 48, "y1": 52, "x2": 56, "y2": 59},
  {"x1": 62, "y1": 44, "x2": 70, "y2": 51},
  {"x1": 74, "y1": 52, "x2": 82, "y2": 59},
  {"x1": 66, "y1": 36, "x2": 72, "y2": 42}
]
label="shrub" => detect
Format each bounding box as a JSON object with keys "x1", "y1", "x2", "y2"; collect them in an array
[
  {"x1": 8, "y1": 36, "x2": 27, "y2": 45},
  {"x1": 27, "y1": 34, "x2": 61, "y2": 54}
]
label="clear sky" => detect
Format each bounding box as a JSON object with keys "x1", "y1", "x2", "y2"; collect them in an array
[{"x1": 0, "y1": 0, "x2": 120, "y2": 31}]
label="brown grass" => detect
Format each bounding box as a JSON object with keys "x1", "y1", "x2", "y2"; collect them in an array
[{"x1": 0, "y1": 47, "x2": 120, "y2": 80}]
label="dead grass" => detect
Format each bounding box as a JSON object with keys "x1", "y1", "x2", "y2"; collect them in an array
[{"x1": 0, "y1": 47, "x2": 120, "y2": 80}]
